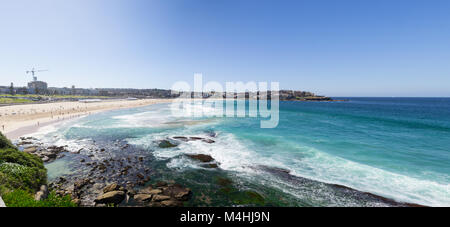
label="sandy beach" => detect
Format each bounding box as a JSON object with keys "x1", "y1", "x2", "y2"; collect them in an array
[{"x1": 0, "y1": 99, "x2": 171, "y2": 140}]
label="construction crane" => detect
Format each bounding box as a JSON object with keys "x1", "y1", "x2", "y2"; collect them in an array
[{"x1": 26, "y1": 68, "x2": 48, "y2": 81}]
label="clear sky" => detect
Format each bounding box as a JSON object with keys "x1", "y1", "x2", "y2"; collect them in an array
[{"x1": 1, "y1": 0, "x2": 449, "y2": 97}]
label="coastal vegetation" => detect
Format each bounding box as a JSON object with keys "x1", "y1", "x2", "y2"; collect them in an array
[
  {"x1": 0, "y1": 132, "x2": 76, "y2": 207},
  {"x1": 0, "y1": 97, "x2": 33, "y2": 104},
  {"x1": 0, "y1": 94, "x2": 109, "y2": 104}
]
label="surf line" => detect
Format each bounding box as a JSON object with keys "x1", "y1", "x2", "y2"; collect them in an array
[{"x1": 170, "y1": 73, "x2": 280, "y2": 128}]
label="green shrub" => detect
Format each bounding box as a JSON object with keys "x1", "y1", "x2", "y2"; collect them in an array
[
  {"x1": 0, "y1": 162, "x2": 47, "y2": 192},
  {"x1": 0, "y1": 134, "x2": 47, "y2": 192},
  {"x1": 0, "y1": 132, "x2": 15, "y2": 150},
  {"x1": 2, "y1": 190, "x2": 77, "y2": 207},
  {"x1": 1, "y1": 189, "x2": 37, "y2": 207},
  {"x1": 0, "y1": 148, "x2": 44, "y2": 169}
]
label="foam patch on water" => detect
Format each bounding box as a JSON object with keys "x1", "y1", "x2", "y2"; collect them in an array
[{"x1": 290, "y1": 149, "x2": 450, "y2": 207}]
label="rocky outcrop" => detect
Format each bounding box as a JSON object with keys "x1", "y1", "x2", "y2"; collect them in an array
[
  {"x1": 23, "y1": 146, "x2": 38, "y2": 153},
  {"x1": 103, "y1": 183, "x2": 124, "y2": 193},
  {"x1": 94, "y1": 191, "x2": 126, "y2": 205},
  {"x1": 35, "y1": 138, "x2": 191, "y2": 207},
  {"x1": 17, "y1": 138, "x2": 69, "y2": 163},
  {"x1": 131, "y1": 182, "x2": 192, "y2": 207},
  {"x1": 134, "y1": 194, "x2": 153, "y2": 202},
  {"x1": 34, "y1": 185, "x2": 49, "y2": 201}
]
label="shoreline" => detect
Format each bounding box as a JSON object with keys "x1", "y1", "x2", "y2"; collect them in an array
[{"x1": 1, "y1": 99, "x2": 172, "y2": 140}]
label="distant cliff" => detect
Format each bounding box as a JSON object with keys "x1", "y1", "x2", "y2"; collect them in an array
[{"x1": 278, "y1": 90, "x2": 333, "y2": 101}]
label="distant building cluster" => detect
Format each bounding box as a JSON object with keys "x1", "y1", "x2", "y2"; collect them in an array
[
  {"x1": 0, "y1": 75, "x2": 329, "y2": 101},
  {"x1": 27, "y1": 80, "x2": 48, "y2": 94}
]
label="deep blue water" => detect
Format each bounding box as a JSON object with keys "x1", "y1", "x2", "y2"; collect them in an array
[{"x1": 34, "y1": 98, "x2": 450, "y2": 206}]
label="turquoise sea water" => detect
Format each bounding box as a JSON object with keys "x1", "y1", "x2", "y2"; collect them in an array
[{"x1": 32, "y1": 98, "x2": 450, "y2": 206}]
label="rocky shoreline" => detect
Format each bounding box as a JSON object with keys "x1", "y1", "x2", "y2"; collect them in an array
[{"x1": 14, "y1": 134, "x2": 222, "y2": 207}]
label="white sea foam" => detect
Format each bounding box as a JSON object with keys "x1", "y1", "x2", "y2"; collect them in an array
[{"x1": 289, "y1": 148, "x2": 450, "y2": 206}]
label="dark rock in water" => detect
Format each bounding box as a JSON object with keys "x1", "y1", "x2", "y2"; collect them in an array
[
  {"x1": 155, "y1": 181, "x2": 168, "y2": 187},
  {"x1": 243, "y1": 191, "x2": 265, "y2": 205},
  {"x1": 202, "y1": 163, "x2": 219, "y2": 168},
  {"x1": 74, "y1": 179, "x2": 92, "y2": 191},
  {"x1": 47, "y1": 145, "x2": 68, "y2": 153},
  {"x1": 207, "y1": 131, "x2": 218, "y2": 138},
  {"x1": 174, "y1": 189, "x2": 192, "y2": 201},
  {"x1": 257, "y1": 165, "x2": 425, "y2": 207},
  {"x1": 216, "y1": 177, "x2": 233, "y2": 187},
  {"x1": 257, "y1": 165, "x2": 291, "y2": 175},
  {"x1": 161, "y1": 184, "x2": 192, "y2": 201},
  {"x1": 158, "y1": 140, "x2": 177, "y2": 148},
  {"x1": 186, "y1": 154, "x2": 214, "y2": 162},
  {"x1": 202, "y1": 139, "x2": 215, "y2": 144},
  {"x1": 95, "y1": 191, "x2": 125, "y2": 204},
  {"x1": 17, "y1": 141, "x2": 33, "y2": 146},
  {"x1": 172, "y1": 136, "x2": 215, "y2": 144},
  {"x1": 73, "y1": 178, "x2": 93, "y2": 198}
]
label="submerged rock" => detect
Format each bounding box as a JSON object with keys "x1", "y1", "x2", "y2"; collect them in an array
[
  {"x1": 155, "y1": 181, "x2": 168, "y2": 187},
  {"x1": 201, "y1": 163, "x2": 219, "y2": 168},
  {"x1": 202, "y1": 139, "x2": 215, "y2": 144},
  {"x1": 158, "y1": 140, "x2": 177, "y2": 148},
  {"x1": 186, "y1": 154, "x2": 214, "y2": 162},
  {"x1": 162, "y1": 184, "x2": 192, "y2": 201}
]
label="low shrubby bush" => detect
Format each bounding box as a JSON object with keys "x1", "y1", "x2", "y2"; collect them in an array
[{"x1": 0, "y1": 132, "x2": 76, "y2": 207}]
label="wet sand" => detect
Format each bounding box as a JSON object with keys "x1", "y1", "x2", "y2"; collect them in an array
[{"x1": 0, "y1": 99, "x2": 172, "y2": 140}]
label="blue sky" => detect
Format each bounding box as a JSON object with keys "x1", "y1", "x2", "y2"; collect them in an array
[{"x1": 0, "y1": 0, "x2": 449, "y2": 96}]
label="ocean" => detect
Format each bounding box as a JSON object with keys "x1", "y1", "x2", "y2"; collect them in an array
[{"x1": 29, "y1": 98, "x2": 450, "y2": 206}]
